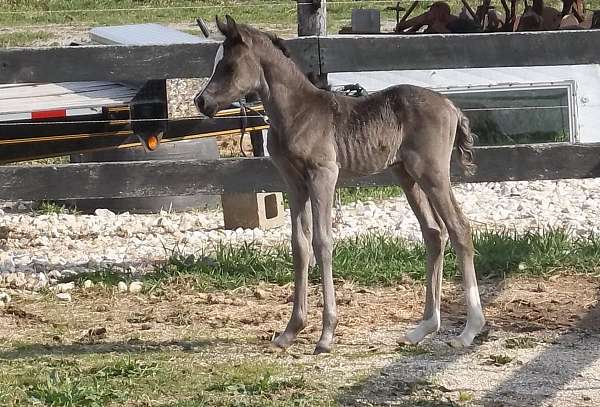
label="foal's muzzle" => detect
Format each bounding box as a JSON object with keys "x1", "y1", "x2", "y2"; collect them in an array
[{"x1": 194, "y1": 94, "x2": 219, "y2": 118}]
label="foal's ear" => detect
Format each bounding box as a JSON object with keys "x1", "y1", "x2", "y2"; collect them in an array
[
  {"x1": 225, "y1": 15, "x2": 242, "y2": 42},
  {"x1": 215, "y1": 15, "x2": 228, "y2": 36}
]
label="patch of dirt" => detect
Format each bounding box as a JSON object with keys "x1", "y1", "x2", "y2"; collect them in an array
[{"x1": 1, "y1": 274, "x2": 599, "y2": 406}]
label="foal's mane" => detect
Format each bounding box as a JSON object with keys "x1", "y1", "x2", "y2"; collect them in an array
[
  {"x1": 242, "y1": 24, "x2": 329, "y2": 89},
  {"x1": 239, "y1": 24, "x2": 291, "y2": 59},
  {"x1": 264, "y1": 32, "x2": 291, "y2": 58}
]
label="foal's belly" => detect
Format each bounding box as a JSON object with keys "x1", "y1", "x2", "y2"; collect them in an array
[{"x1": 334, "y1": 132, "x2": 400, "y2": 175}]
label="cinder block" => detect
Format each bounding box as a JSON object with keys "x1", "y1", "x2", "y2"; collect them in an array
[
  {"x1": 221, "y1": 192, "x2": 285, "y2": 230},
  {"x1": 351, "y1": 9, "x2": 381, "y2": 34}
]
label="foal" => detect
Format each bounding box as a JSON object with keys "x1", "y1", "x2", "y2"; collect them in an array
[{"x1": 195, "y1": 16, "x2": 485, "y2": 354}]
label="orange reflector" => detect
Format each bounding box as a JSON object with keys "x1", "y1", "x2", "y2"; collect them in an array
[{"x1": 146, "y1": 135, "x2": 159, "y2": 151}]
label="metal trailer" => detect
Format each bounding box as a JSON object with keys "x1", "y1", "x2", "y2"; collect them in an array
[{"x1": 0, "y1": 23, "x2": 269, "y2": 165}]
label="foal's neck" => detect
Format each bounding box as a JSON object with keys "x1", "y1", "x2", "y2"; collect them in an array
[{"x1": 255, "y1": 44, "x2": 322, "y2": 131}]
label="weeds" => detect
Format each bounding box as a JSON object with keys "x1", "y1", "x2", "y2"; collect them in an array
[
  {"x1": 74, "y1": 267, "x2": 130, "y2": 286},
  {"x1": 488, "y1": 354, "x2": 513, "y2": 366},
  {"x1": 206, "y1": 370, "x2": 307, "y2": 396},
  {"x1": 26, "y1": 372, "x2": 118, "y2": 407},
  {"x1": 395, "y1": 344, "x2": 431, "y2": 356},
  {"x1": 35, "y1": 201, "x2": 78, "y2": 215},
  {"x1": 504, "y1": 336, "x2": 538, "y2": 349},
  {"x1": 90, "y1": 357, "x2": 159, "y2": 379},
  {"x1": 458, "y1": 391, "x2": 474, "y2": 402}
]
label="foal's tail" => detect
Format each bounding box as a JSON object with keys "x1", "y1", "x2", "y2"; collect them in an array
[{"x1": 455, "y1": 109, "x2": 477, "y2": 176}]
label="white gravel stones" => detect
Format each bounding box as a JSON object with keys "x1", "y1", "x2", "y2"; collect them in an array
[
  {"x1": 56, "y1": 292, "x2": 72, "y2": 302},
  {"x1": 94, "y1": 208, "x2": 116, "y2": 217},
  {"x1": 117, "y1": 281, "x2": 128, "y2": 292},
  {"x1": 52, "y1": 282, "x2": 75, "y2": 293},
  {"x1": 128, "y1": 281, "x2": 143, "y2": 294},
  {"x1": 83, "y1": 280, "x2": 94, "y2": 289},
  {"x1": 0, "y1": 179, "x2": 599, "y2": 284},
  {"x1": 47, "y1": 270, "x2": 62, "y2": 280},
  {"x1": 0, "y1": 252, "x2": 15, "y2": 273}
]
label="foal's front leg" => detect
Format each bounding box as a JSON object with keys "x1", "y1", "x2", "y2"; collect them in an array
[
  {"x1": 272, "y1": 164, "x2": 313, "y2": 350},
  {"x1": 307, "y1": 162, "x2": 339, "y2": 354}
]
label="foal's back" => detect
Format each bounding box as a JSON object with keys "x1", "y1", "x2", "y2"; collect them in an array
[{"x1": 331, "y1": 85, "x2": 460, "y2": 176}]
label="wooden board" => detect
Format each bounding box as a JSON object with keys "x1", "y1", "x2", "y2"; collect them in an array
[
  {"x1": 1, "y1": 143, "x2": 599, "y2": 200},
  {"x1": 4, "y1": 31, "x2": 600, "y2": 84},
  {"x1": 0, "y1": 38, "x2": 320, "y2": 84},
  {"x1": 319, "y1": 31, "x2": 600, "y2": 73}
]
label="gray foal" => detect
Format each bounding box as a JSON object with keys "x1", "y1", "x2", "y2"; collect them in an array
[{"x1": 195, "y1": 15, "x2": 485, "y2": 354}]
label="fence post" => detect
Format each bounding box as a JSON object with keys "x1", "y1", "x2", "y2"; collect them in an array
[
  {"x1": 297, "y1": 0, "x2": 327, "y2": 36},
  {"x1": 298, "y1": 0, "x2": 327, "y2": 88}
]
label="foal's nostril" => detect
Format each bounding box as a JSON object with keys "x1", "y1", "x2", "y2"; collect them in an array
[{"x1": 194, "y1": 94, "x2": 205, "y2": 112}]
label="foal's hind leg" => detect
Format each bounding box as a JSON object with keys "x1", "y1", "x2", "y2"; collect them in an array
[
  {"x1": 271, "y1": 158, "x2": 313, "y2": 349},
  {"x1": 393, "y1": 165, "x2": 448, "y2": 345},
  {"x1": 415, "y1": 171, "x2": 485, "y2": 347}
]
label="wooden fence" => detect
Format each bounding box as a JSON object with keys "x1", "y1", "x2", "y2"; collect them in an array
[{"x1": 2, "y1": 26, "x2": 600, "y2": 200}]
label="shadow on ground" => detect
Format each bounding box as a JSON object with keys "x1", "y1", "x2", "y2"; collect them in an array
[
  {"x1": 338, "y1": 281, "x2": 600, "y2": 407},
  {"x1": 0, "y1": 338, "x2": 235, "y2": 360}
]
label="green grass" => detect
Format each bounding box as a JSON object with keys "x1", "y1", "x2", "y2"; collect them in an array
[
  {"x1": 0, "y1": 31, "x2": 53, "y2": 47},
  {"x1": 2, "y1": 0, "x2": 599, "y2": 31},
  {"x1": 144, "y1": 228, "x2": 600, "y2": 290},
  {"x1": 35, "y1": 201, "x2": 79, "y2": 215},
  {"x1": 27, "y1": 372, "x2": 119, "y2": 407},
  {"x1": 1, "y1": 356, "x2": 155, "y2": 406},
  {"x1": 504, "y1": 336, "x2": 538, "y2": 349},
  {"x1": 74, "y1": 267, "x2": 131, "y2": 286},
  {"x1": 206, "y1": 367, "x2": 307, "y2": 396},
  {"x1": 488, "y1": 354, "x2": 513, "y2": 366},
  {"x1": 88, "y1": 357, "x2": 160, "y2": 379},
  {"x1": 0, "y1": 0, "x2": 361, "y2": 33},
  {"x1": 283, "y1": 186, "x2": 403, "y2": 209},
  {"x1": 395, "y1": 344, "x2": 431, "y2": 356},
  {"x1": 35, "y1": 201, "x2": 68, "y2": 215},
  {"x1": 338, "y1": 186, "x2": 403, "y2": 205},
  {"x1": 0, "y1": 355, "x2": 328, "y2": 407}
]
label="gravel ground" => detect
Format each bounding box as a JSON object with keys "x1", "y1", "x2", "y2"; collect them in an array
[{"x1": 1, "y1": 178, "x2": 600, "y2": 286}]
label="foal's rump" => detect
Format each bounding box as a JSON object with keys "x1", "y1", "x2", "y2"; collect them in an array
[{"x1": 332, "y1": 84, "x2": 475, "y2": 176}]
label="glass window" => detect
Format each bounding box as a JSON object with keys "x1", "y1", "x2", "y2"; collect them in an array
[{"x1": 442, "y1": 86, "x2": 572, "y2": 146}]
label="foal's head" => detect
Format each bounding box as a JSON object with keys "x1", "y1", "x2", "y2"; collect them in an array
[{"x1": 194, "y1": 15, "x2": 286, "y2": 117}]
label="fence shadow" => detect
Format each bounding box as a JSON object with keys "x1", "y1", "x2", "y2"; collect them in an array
[
  {"x1": 337, "y1": 279, "x2": 600, "y2": 406},
  {"x1": 481, "y1": 287, "x2": 600, "y2": 406}
]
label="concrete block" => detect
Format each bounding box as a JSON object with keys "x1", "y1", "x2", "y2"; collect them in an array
[
  {"x1": 221, "y1": 192, "x2": 285, "y2": 230},
  {"x1": 351, "y1": 9, "x2": 381, "y2": 34}
]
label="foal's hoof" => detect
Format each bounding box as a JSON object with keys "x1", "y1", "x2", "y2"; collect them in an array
[
  {"x1": 397, "y1": 335, "x2": 419, "y2": 346},
  {"x1": 313, "y1": 343, "x2": 333, "y2": 355},
  {"x1": 447, "y1": 336, "x2": 471, "y2": 349},
  {"x1": 272, "y1": 334, "x2": 294, "y2": 350}
]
